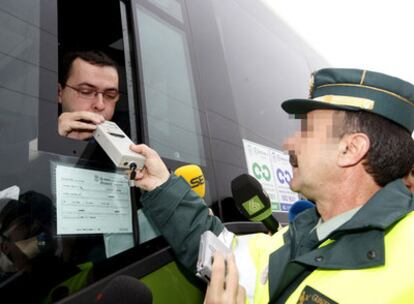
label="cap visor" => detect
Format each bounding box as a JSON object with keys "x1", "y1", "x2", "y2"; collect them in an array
[{"x1": 281, "y1": 99, "x2": 361, "y2": 115}]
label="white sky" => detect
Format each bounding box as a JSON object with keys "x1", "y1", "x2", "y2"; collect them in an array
[{"x1": 262, "y1": 0, "x2": 414, "y2": 84}]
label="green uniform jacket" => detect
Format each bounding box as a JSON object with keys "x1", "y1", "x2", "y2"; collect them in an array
[
  {"x1": 141, "y1": 175, "x2": 224, "y2": 273},
  {"x1": 141, "y1": 176, "x2": 414, "y2": 303}
]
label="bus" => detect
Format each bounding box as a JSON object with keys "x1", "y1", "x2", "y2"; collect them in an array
[{"x1": 0, "y1": 0, "x2": 327, "y2": 302}]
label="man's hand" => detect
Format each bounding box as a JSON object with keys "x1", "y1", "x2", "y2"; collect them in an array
[
  {"x1": 204, "y1": 252, "x2": 246, "y2": 304},
  {"x1": 58, "y1": 111, "x2": 105, "y2": 140},
  {"x1": 129, "y1": 144, "x2": 170, "y2": 191}
]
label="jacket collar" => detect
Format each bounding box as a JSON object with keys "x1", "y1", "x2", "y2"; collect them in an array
[
  {"x1": 291, "y1": 179, "x2": 413, "y2": 238},
  {"x1": 337, "y1": 179, "x2": 414, "y2": 231},
  {"x1": 294, "y1": 179, "x2": 414, "y2": 268}
]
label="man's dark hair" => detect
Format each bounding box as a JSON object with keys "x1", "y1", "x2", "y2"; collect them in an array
[
  {"x1": 338, "y1": 111, "x2": 414, "y2": 187},
  {"x1": 59, "y1": 50, "x2": 119, "y2": 87}
]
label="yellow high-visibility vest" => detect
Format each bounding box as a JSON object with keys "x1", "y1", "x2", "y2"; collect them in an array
[{"x1": 237, "y1": 211, "x2": 414, "y2": 304}]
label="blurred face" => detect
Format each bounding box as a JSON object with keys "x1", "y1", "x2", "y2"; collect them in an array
[
  {"x1": 58, "y1": 58, "x2": 119, "y2": 120},
  {"x1": 283, "y1": 110, "x2": 342, "y2": 199}
]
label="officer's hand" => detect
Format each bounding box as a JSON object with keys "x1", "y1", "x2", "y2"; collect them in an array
[
  {"x1": 204, "y1": 252, "x2": 246, "y2": 304},
  {"x1": 58, "y1": 111, "x2": 105, "y2": 140},
  {"x1": 129, "y1": 144, "x2": 170, "y2": 191}
]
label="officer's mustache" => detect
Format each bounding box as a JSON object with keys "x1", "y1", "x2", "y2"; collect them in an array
[{"x1": 289, "y1": 152, "x2": 298, "y2": 168}]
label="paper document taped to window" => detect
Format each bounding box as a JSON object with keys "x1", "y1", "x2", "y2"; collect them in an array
[{"x1": 56, "y1": 165, "x2": 132, "y2": 235}]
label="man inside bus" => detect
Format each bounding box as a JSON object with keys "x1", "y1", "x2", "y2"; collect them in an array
[
  {"x1": 128, "y1": 68, "x2": 414, "y2": 303},
  {"x1": 58, "y1": 50, "x2": 120, "y2": 140}
]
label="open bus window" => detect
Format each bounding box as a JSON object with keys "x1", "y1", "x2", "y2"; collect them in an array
[{"x1": 38, "y1": 0, "x2": 134, "y2": 160}]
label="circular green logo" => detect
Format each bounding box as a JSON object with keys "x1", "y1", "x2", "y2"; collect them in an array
[{"x1": 252, "y1": 162, "x2": 271, "y2": 181}]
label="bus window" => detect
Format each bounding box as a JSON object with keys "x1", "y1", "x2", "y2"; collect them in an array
[
  {"x1": 132, "y1": 0, "x2": 207, "y2": 166},
  {"x1": 38, "y1": 0, "x2": 133, "y2": 157}
]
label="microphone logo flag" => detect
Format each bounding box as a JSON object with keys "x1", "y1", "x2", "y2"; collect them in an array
[
  {"x1": 190, "y1": 175, "x2": 205, "y2": 188},
  {"x1": 174, "y1": 164, "x2": 206, "y2": 198},
  {"x1": 243, "y1": 196, "x2": 264, "y2": 215}
]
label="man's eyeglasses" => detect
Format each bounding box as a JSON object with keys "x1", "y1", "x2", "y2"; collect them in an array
[{"x1": 65, "y1": 84, "x2": 120, "y2": 102}]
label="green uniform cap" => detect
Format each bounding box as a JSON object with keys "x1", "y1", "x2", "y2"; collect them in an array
[{"x1": 282, "y1": 68, "x2": 414, "y2": 133}]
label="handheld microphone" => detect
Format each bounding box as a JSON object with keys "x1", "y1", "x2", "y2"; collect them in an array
[
  {"x1": 95, "y1": 275, "x2": 152, "y2": 304},
  {"x1": 231, "y1": 174, "x2": 279, "y2": 234},
  {"x1": 288, "y1": 200, "x2": 314, "y2": 222},
  {"x1": 175, "y1": 164, "x2": 205, "y2": 198}
]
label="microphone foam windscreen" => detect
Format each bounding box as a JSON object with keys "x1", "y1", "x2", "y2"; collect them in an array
[
  {"x1": 96, "y1": 275, "x2": 152, "y2": 304},
  {"x1": 175, "y1": 164, "x2": 205, "y2": 198},
  {"x1": 288, "y1": 200, "x2": 314, "y2": 222}
]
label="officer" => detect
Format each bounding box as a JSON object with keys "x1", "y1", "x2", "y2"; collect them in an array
[{"x1": 129, "y1": 68, "x2": 414, "y2": 303}]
